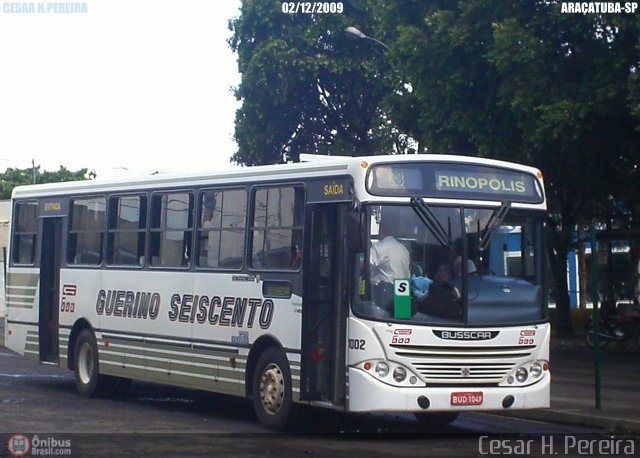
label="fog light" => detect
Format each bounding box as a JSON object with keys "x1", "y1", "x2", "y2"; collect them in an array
[
  {"x1": 393, "y1": 367, "x2": 407, "y2": 382},
  {"x1": 502, "y1": 395, "x2": 515, "y2": 408},
  {"x1": 515, "y1": 367, "x2": 528, "y2": 383},
  {"x1": 417, "y1": 396, "x2": 430, "y2": 409},
  {"x1": 530, "y1": 362, "x2": 543, "y2": 379},
  {"x1": 507, "y1": 376, "x2": 514, "y2": 384},
  {"x1": 375, "y1": 362, "x2": 390, "y2": 377},
  {"x1": 409, "y1": 376, "x2": 417, "y2": 385}
]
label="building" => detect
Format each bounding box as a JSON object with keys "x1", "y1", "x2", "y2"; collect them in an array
[{"x1": 0, "y1": 200, "x2": 10, "y2": 317}]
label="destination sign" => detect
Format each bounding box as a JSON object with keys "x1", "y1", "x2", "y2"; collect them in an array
[
  {"x1": 367, "y1": 162, "x2": 543, "y2": 203},
  {"x1": 435, "y1": 171, "x2": 526, "y2": 195}
]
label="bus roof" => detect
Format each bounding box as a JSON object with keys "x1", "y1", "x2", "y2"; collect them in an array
[{"x1": 11, "y1": 154, "x2": 543, "y2": 200}]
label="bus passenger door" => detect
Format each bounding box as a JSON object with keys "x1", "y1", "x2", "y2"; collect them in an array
[
  {"x1": 300, "y1": 204, "x2": 348, "y2": 405},
  {"x1": 39, "y1": 217, "x2": 62, "y2": 364}
]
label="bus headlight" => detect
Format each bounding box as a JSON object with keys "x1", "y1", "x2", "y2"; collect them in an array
[
  {"x1": 530, "y1": 362, "x2": 543, "y2": 379},
  {"x1": 515, "y1": 367, "x2": 528, "y2": 383},
  {"x1": 500, "y1": 360, "x2": 548, "y2": 387},
  {"x1": 393, "y1": 367, "x2": 407, "y2": 383},
  {"x1": 375, "y1": 362, "x2": 390, "y2": 377},
  {"x1": 361, "y1": 360, "x2": 422, "y2": 386}
]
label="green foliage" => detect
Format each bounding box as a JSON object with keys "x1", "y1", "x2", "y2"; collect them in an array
[
  {"x1": 229, "y1": 0, "x2": 403, "y2": 165},
  {"x1": 230, "y1": 0, "x2": 640, "y2": 334},
  {"x1": 383, "y1": 1, "x2": 640, "y2": 334},
  {"x1": 0, "y1": 165, "x2": 93, "y2": 199}
]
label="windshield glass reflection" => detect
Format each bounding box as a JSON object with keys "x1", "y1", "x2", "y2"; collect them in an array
[{"x1": 353, "y1": 204, "x2": 546, "y2": 326}]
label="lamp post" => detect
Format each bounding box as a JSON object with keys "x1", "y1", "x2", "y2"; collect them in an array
[{"x1": 344, "y1": 26, "x2": 390, "y2": 52}]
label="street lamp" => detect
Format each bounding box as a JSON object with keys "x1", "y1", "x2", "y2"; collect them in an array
[
  {"x1": 344, "y1": 26, "x2": 390, "y2": 52},
  {"x1": 343, "y1": 27, "x2": 419, "y2": 154}
]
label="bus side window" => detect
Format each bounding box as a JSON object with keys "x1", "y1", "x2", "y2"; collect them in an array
[
  {"x1": 250, "y1": 185, "x2": 304, "y2": 270},
  {"x1": 107, "y1": 195, "x2": 147, "y2": 267},
  {"x1": 197, "y1": 188, "x2": 246, "y2": 270},
  {"x1": 12, "y1": 201, "x2": 39, "y2": 265},
  {"x1": 68, "y1": 197, "x2": 106, "y2": 266},
  {"x1": 149, "y1": 191, "x2": 194, "y2": 268}
]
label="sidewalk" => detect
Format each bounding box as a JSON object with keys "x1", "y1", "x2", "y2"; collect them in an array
[
  {"x1": 1, "y1": 316, "x2": 639, "y2": 432},
  {"x1": 501, "y1": 334, "x2": 640, "y2": 432}
]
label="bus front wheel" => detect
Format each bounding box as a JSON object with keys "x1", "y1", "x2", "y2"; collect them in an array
[
  {"x1": 252, "y1": 347, "x2": 293, "y2": 430},
  {"x1": 73, "y1": 329, "x2": 110, "y2": 397}
]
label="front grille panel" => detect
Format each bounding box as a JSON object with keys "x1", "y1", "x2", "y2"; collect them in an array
[{"x1": 391, "y1": 344, "x2": 535, "y2": 384}]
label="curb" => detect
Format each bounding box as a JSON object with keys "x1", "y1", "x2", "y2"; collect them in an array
[{"x1": 497, "y1": 409, "x2": 640, "y2": 433}]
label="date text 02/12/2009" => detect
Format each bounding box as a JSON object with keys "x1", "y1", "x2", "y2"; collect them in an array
[{"x1": 281, "y1": 2, "x2": 344, "y2": 14}]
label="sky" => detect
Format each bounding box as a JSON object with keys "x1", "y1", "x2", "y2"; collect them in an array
[{"x1": 0, "y1": 0, "x2": 242, "y2": 179}]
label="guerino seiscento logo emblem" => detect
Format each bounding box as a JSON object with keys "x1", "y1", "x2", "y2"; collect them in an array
[{"x1": 7, "y1": 434, "x2": 31, "y2": 457}]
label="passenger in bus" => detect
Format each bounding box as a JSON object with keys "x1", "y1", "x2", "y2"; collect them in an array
[
  {"x1": 202, "y1": 191, "x2": 215, "y2": 225},
  {"x1": 289, "y1": 244, "x2": 303, "y2": 268},
  {"x1": 370, "y1": 217, "x2": 410, "y2": 309},
  {"x1": 438, "y1": 243, "x2": 476, "y2": 279},
  {"x1": 416, "y1": 245, "x2": 465, "y2": 320}
]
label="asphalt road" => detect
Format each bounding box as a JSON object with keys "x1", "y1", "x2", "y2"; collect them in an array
[{"x1": 0, "y1": 346, "x2": 622, "y2": 458}]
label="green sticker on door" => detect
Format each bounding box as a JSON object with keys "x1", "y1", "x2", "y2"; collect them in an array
[{"x1": 393, "y1": 278, "x2": 411, "y2": 319}]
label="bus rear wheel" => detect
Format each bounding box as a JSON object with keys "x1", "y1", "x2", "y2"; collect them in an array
[
  {"x1": 252, "y1": 347, "x2": 293, "y2": 430},
  {"x1": 73, "y1": 329, "x2": 111, "y2": 397}
]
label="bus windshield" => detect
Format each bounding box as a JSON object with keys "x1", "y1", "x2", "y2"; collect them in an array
[{"x1": 352, "y1": 203, "x2": 547, "y2": 326}]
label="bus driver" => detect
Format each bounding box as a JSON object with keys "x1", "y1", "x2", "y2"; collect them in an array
[{"x1": 369, "y1": 216, "x2": 410, "y2": 309}]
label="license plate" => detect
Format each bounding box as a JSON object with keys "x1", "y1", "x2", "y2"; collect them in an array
[{"x1": 451, "y1": 391, "x2": 483, "y2": 406}]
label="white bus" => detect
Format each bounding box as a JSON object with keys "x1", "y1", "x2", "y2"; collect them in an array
[{"x1": 5, "y1": 154, "x2": 550, "y2": 429}]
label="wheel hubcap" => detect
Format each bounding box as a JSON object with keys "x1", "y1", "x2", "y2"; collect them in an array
[
  {"x1": 259, "y1": 363, "x2": 284, "y2": 415},
  {"x1": 78, "y1": 343, "x2": 93, "y2": 385}
]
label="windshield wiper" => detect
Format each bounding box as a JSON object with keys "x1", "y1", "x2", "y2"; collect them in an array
[
  {"x1": 410, "y1": 196, "x2": 451, "y2": 248},
  {"x1": 478, "y1": 201, "x2": 511, "y2": 251}
]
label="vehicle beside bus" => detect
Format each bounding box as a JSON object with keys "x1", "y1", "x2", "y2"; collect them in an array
[{"x1": 5, "y1": 154, "x2": 549, "y2": 428}]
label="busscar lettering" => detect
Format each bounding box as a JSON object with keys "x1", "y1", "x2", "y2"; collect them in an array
[
  {"x1": 169, "y1": 294, "x2": 274, "y2": 330},
  {"x1": 96, "y1": 289, "x2": 160, "y2": 320}
]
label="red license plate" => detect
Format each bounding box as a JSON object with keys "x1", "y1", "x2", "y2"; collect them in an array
[{"x1": 451, "y1": 391, "x2": 483, "y2": 406}]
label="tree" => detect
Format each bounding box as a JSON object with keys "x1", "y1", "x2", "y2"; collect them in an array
[
  {"x1": 386, "y1": 0, "x2": 640, "y2": 335},
  {"x1": 230, "y1": 0, "x2": 640, "y2": 335},
  {"x1": 0, "y1": 165, "x2": 93, "y2": 199},
  {"x1": 229, "y1": 0, "x2": 408, "y2": 165}
]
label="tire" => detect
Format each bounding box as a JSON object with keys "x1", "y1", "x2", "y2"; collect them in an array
[
  {"x1": 252, "y1": 347, "x2": 293, "y2": 430},
  {"x1": 413, "y1": 412, "x2": 459, "y2": 428},
  {"x1": 585, "y1": 328, "x2": 611, "y2": 348},
  {"x1": 73, "y1": 329, "x2": 111, "y2": 397}
]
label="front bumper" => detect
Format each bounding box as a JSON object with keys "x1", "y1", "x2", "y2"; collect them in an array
[{"x1": 347, "y1": 367, "x2": 550, "y2": 412}]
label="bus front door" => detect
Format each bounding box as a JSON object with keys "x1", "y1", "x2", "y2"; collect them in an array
[
  {"x1": 39, "y1": 217, "x2": 62, "y2": 364},
  {"x1": 300, "y1": 204, "x2": 347, "y2": 405}
]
